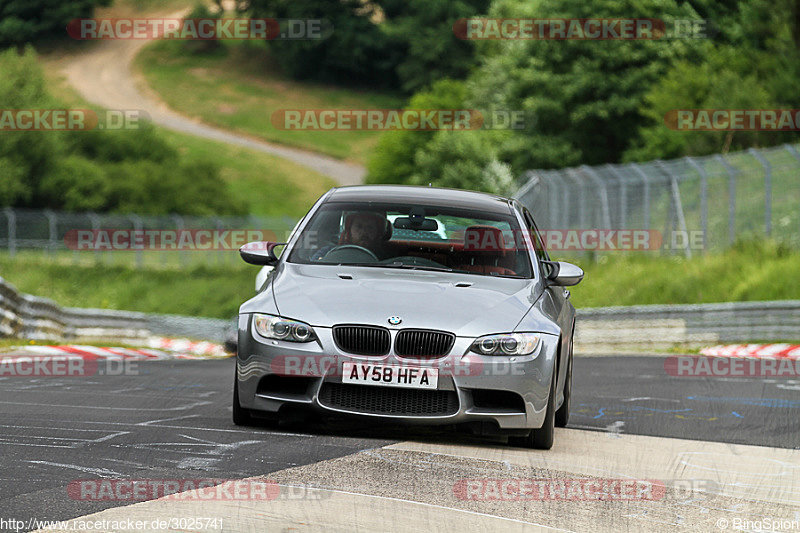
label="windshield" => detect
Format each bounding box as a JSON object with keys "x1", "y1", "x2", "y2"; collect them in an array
[{"x1": 287, "y1": 202, "x2": 532, "y2": 278}]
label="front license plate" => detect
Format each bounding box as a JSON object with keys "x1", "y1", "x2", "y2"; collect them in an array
[{"x1": 341, "y1": 362, "x2": 438, "y2": 390}]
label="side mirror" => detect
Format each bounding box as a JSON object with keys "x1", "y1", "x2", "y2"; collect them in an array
[
  {"x1": 240, "y1": 241, "x2": 285, "y2": 266},
  {"x1": 543, "y1": 260, "x2": 584, "y2": 286}
]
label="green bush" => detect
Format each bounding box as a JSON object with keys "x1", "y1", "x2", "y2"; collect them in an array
[
  {"x1": 65, "y1": 123, "x2": 177, "y2": 164},
  {"x1": 104, "y1": 159, "x2": 246, "y2": 215},
  {"x1": 39, "y1": 156, "x2": 110, "y2": 211}
]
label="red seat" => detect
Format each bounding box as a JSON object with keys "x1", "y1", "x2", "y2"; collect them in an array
[{"x1": 457, "y1": 226, "x2": 517, "y2": 276}]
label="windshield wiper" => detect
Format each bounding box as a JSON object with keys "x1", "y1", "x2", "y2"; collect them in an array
[{"x1": 381, "y1": 262, "x2": 455, "y2": 273}]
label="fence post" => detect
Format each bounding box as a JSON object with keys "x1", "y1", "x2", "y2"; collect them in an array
[
  {"x1": 715, "y1": 154, "x2": 738, "y2": 245},
  {"x1": 129, "y1": 214, "x2": 143, "y2": 269},
  {"x1": 547, "y1": 170, "x2": 570, "y2": 229},
  {"x1": 87, "y1": 212, "x2": 100, "y2": 264},
  {"x1": 785, "y1": 145, "x2": 800, "y2": 238},
  {"x1": 683, "y1": 157, "x2": 708, "y2": 252},
  {"x1": 657, "y1": 162, "x2": 691, "y2": 258},
  {"x1": 629, "y1": 164, "x2": 651, "y2": 229},
  {"x1": 562, "y1": 169, "x2": 582, "y2": 228},
  {"x1": 605, "y1": 164, "x2": 627, "y2": 229},
  {"x1": 514, "y1": 170, "x2": 538, "y2": 201},
  {"x1": 215, "y1": 217, "x2": 224, "y2": 266},
  {"x1": 544, "y1": 173, "x2": 559, "y2": 229},
  {"x1": 579, "y1": 165, "x2": 612, "y2": 229},
  {"x1": 4, "y1": 208, "x2": 16, "y2": 258},
  {"x1": 171, "y1": 215, "x2": 186, "y2": 267},
  {"x1": 44, "y1": 209, "x2": 56, "y2": 256},
  {"x1": 515, "y1": 171, "x2": 555, "y2": 228},
  {"x1": 748, "y1": 148, "x2": 771, "y2": 237}
]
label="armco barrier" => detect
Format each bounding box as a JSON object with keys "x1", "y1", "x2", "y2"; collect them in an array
[
  {"x1": 0, "y1": 276, "x2": 151, "y2": 341},
  {"x1": 0, "y1": 276, "x2": 228, "y2": 343},
  {"x1": 575, "y1": 300, "x2": 800, "y2": 352},
  {"x1": 2, "y1": 275, "x2": 799, "y2": 350}
]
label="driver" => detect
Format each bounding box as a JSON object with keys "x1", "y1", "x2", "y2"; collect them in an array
[
  {"x1": 342, "y1": 212, "x2": 386, "y2": 250},
  {"x1": 313, "y1": 211, "x2": 389, "y2": 261}
]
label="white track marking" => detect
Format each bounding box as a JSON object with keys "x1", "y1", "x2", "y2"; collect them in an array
[{"x1": 26, "y1": 461, "x2": 122, "y2": 478}]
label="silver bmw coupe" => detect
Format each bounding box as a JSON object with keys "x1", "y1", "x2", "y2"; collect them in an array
[{"x1": 234, "y1": 185, "x2": 583, "y2": 449}]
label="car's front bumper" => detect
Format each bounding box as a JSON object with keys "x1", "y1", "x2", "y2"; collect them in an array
[{"x1": 236, "y1": 314, "x2": 558, "y2": 431}]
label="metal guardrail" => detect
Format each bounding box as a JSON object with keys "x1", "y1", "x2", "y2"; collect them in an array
[
  {"x1": 575, "y1": 300, "x2": 800, "y2": 352},
  {"x1": 0, "y1": 276, "x2": 151, "y2": 341},
  {"x1": 2, "y1": 271, "x2": 798, "y2": 351},
  {"x1": 0, "y1": 277, "x2": 230, "y2": 343}
]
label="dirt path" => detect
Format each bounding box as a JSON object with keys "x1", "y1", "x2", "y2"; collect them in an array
[{"x1": 58, "y1": 11, "x2": 365, "y2": 186}]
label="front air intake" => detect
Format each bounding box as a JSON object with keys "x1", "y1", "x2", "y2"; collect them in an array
[
  {"x1": 394, "y1": 329, "x2": 455, "y2": 358},
  {"x1": 332, "y1": 325, "x2": 391, "y2": 356}
]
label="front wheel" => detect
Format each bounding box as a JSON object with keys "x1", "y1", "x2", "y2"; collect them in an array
[
  {"x1": 510, "y1": 369, "x2": 556, "y2": 450},
  {"x1": 232, "y1": 369, "x2": 254, "y2": 426},
  {"x1": 555, "y1": 339, "x2": 572, "y2": 428}
]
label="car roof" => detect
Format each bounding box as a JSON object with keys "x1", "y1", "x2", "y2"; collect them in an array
[{"x1": 325, "y1": 185, "x2": 514, "y2": 215}]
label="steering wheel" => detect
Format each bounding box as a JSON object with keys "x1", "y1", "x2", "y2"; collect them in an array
[{"x1": 322, "y1": 244, "x2": 379, "y2": 262}]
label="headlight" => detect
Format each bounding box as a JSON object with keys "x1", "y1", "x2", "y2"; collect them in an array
[
  {"x1": 470, "y1": 333, "x2": 540, "y2": 356},
  {"x1": 253, "y1": 314, "x2": 317, "y2": 343}
]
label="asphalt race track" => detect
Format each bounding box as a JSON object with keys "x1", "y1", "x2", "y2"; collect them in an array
[{"x1": 0, "y1": 355, "x2": 798, "y2": 532}]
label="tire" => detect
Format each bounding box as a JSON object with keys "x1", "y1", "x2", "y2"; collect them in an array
[
  {"x1": 527, "y1": 369, "x2": 557, "y2": 449},
  {"x1": 555, "y1": 338, "x2": 572, "y2": 428},
  {"x1": 232, "y1": 369, "x2": 254, "y2": 426},
  {"x1": 510, "y1": 368, "x2": 557, "y2": 450}
]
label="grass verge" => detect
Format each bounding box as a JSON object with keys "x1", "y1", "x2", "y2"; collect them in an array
[
  {"x1": 1, "y1": 241, "x2": 798, "y2": 320},
  {"x1": 136, "y1": 39, "x2": 403, "y2": 163},
  {"x1": 0, "y1": 255, "x2": 255, "y2": 319},
  {"x1": 568, "y1": 241, "x2": 800, "y2": 308}
]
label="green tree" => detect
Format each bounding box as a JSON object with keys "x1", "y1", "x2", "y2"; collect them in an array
[
  {"x1": 248, "y1": 0, "x2": 400, "y2": 87},
  {"x1": 626, "y1": 0, "x2": 800, "y2": 160},
  {"x1": 410, "y1": 130, "x2": 514, "y2": 194},
  {"x1": 378, "y1": 0, "x2": 490, "y2": 93},
  {"x1": 623, "y1": 54, "x2": 777, "y2": 161},
  {"x1": 0, "y1": 0, "x2": 111, "y2": 46},
  {"x1": 0, "y1": 46, "x2": 60, "y2": 207},
  {"x1": 465, "y1": 0, "x2": 706, "y2": 170},
  {"x1": 366, "y1": 79, "x2": 467, "y2": 185},
  {"x1": 183, "y1": 2, "x2": 222, "y2": 54}
]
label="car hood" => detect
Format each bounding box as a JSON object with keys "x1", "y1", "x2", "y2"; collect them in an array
[{"x1": 263, "y1": 263, "x2": 540, "y2": 337}]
